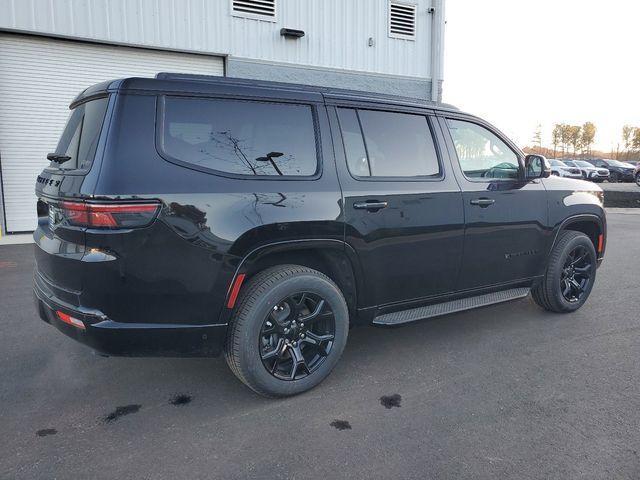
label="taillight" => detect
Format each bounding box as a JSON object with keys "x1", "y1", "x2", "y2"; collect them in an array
[{"x1": 59, "y1": 201, "x2": 160, "y2": 229}]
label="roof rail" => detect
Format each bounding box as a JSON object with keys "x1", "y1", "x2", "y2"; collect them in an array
[
  {"x1": 156, "y1": 72, "x2": 228, "y2": 82},
  {"x1": 153, "y1": 72, "x2": 459, "y2": 110}
]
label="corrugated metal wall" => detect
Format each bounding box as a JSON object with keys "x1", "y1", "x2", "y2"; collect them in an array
[
  {"x1": 0, "y1": 33, "x2": 223, "y2": 232},
  {"x1": 0, "y1": 0, "x2": 438, "y2": 79}
]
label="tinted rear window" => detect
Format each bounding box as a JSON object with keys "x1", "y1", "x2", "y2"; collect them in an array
[
  {"x1": 161, "y1": 96, "x2": 318, "y2": 176},
  {"x1": 51, "y1": 97, "x2": 109, "y2": 170},
  {"x1": 337, "y1": 108, "x2": 440, "y2": 178}
]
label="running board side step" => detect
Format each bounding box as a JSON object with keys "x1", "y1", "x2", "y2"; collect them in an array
[{"x1": 373, "y1": 287, "x2": 531, "y2": 326}]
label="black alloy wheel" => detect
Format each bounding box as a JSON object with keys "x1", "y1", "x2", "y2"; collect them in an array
[
  {"x1": 559, "y1": 245, "x2": 593, "y2": 303},
  {"x1": 635, "y1": 173, "x2": 640, "y2": 187},
  {"x1": 260, "y1": 292, "x2": 335, "y2": 381},
  {"x1": 609, "y1": 171, "x2": 620, "y2": 183},
  {"x1": 531, "y1": 230, "x2": 597, "y2": 313},
  {"x1": 224, "y1": 264, "x2": 349, "y2": 397}
]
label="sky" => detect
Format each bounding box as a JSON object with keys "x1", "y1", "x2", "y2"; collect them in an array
[{"x1": 443, "y1": 0, "x2": 640, "y2": 152}]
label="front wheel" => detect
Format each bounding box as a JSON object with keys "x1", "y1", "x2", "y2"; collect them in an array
[
  {"x1": 224, "y1": 265, "x2": 349, "y2": 397},
  {"x1": 635, "y1": 173, "x2": 640, "y2": 187},
  {"x1": 532, "y1": 231, "x2": 597, "y2": 313},
  {"x1": 609, "y1": 172, "x2": 620, "y2": 183}
]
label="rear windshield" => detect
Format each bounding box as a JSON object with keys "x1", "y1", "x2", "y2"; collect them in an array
[{"x1": 50, "y1": 97, "x2": 109, "y2": 170}]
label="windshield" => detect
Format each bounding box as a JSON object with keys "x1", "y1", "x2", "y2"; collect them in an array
[
  {"x1": 564, "y1": 161, "x2": 576, "y2": 167},
  {"x1": 549, "y1": 160, "x2": 566, "y2": 167},
  {"x1": 574, "y1": 161, "x2": 593, "y2": 167},
  {"x1": 605, "y1": 160, "x2": 627, "y2": 167},
  {"x1": 50, "y1": 97, "x2": 109, "y2": 170}
]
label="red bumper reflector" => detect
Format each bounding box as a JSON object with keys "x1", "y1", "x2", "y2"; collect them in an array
[
  {"x1": 56, "y1": 310, "x2": 86, "y2": 330},
  {"x1": 227, "y1": 273, "x2": 246, "y2": 309},
  {"x1": 597, "y1": 234, "x2": 604, "y2": 253}
]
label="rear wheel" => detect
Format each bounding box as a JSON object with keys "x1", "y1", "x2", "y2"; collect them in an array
[
  {"x1": 224, "y1": 265, "x2": 349, "y2": 397},
  {"x1": 532, "y1": 231, "x2": 597, "y2": 313}
]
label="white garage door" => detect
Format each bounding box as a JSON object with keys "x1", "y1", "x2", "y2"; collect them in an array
[{"x1": 0, "y1": 34, "x2": 224, "y2": 233}]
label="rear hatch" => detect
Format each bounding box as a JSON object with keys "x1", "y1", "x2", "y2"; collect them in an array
[{"x1": 34, "y1": 95, "x2": 110, "y2": 296}]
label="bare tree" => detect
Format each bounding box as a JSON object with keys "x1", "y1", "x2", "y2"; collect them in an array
[
  {"x1": 632, "y1": 128, "x2": 640, "y2": 152},
  {"x1": 622, "y1": 125, "x2": 634, "y2": 153},
  {"x1": 551, "y1": 124, "x2": 562, "y2": 158},
  {"x1": 531, "y1": 124, "x2": 542, "y2": 153}
]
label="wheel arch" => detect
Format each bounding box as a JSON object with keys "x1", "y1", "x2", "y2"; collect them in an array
[
  {"x1": 551, "y1": 214, "x2": 605, "y2": 257},
  {"x1": 226, "y1": 240, "x2": 365, "y2": 321}
]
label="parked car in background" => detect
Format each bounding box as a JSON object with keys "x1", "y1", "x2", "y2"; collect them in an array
[
  {"x1": 33, "y1": 75, "x2": 607, "y2": 397},
  {"x1": 563, "y1": 160, "x2": 609, "y2": 183},
  {"x1": 584, "y1": 159, "x2": 636, "y2": 182},
  {"x1": 548, "y1": 159, "x2": 583, "y2": 179}
]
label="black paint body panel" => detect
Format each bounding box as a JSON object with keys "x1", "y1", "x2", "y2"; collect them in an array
[{"x1": 33, "y1": 76, "x2": 606, "y2": 357}]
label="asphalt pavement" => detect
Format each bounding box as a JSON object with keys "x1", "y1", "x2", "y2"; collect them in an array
[{"x1": 1, "y1": 213, "x2": 638, "y2": 479}]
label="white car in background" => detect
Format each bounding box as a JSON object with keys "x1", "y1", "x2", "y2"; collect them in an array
[
  {"x1": 563, "y1": 160, "x2": 610, "y2": 183},
  {"x1": 548, "y1": 159, "x2": 583, "y2": 179}
]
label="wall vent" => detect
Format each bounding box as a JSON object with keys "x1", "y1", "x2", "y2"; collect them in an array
[
  {"x1": 389, "y1": 2, "x2": 417, "y2": 40},
  {"x1": 231, "y1": 0, "x2": 276, "y2": 21}
]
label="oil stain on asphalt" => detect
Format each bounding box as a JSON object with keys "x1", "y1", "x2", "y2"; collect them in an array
[
  {"x1": 169, "y1": 394, "x2": 192, "y2": 406},
  {"x1": 36, "y1": 428, "x2": 57, "y2": 437},
  {"x1": 380, "y1": 394, "x2": 402, "y2": 409},
  {"x1": 330, "y1": 420, "x2": 352, "y2": 431},
  {"x1": 103, "y1": 404, "x2": 141, "y2": 423}
]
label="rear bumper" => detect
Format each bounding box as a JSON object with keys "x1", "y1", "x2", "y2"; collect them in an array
[{"x1": 34, "y1": 273, "x2": 227, "y2": 357}]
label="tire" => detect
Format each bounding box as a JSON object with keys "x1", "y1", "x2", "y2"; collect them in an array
[
  {"x1": 224, "y1": 265, "x2": 349, "y2": 397},
  {"x1": 635, "y1": 173, "x2": 640, "y2": 187},
  {"x1": 532, "y1": 231, "x2": 597, "y2": 313},
  {"x1": 609, "y1": 172, "x2": 620, "y2": 183}
]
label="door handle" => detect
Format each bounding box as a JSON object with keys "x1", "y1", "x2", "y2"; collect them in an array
[
  {"x1": 470, "y1": 198, "x2": 495, "y2": 207},
  {"x1": 353, "y1": 201, "x2": 388, "y2": 211}
]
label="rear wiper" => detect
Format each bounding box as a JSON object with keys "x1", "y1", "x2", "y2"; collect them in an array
[{"x1": 47, "y1": 153, "x2": 71, "y2": 164}]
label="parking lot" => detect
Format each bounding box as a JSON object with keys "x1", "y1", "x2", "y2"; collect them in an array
[{"x1": 1, "y1": 212, "x2": 639, "y2": 480}]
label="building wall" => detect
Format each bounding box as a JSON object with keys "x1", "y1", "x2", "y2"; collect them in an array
[
  {"x1": 0, "y1": 0, "x2": 443, "y2": 82},
  {"x1": 0, "y1": 0, "x2": 446, "y2": 234},
  {"x1": 226, "y1": 57, "x2": 436, "y2": 99}
]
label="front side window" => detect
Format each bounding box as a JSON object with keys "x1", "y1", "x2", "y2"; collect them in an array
[
  {"x1": 162, "y1": 97, "x2": 318, "y2": 176},
  {"x1": 337, "y1": 108, "x2": 440, "y2": 178},
  {"x1": 447, "y1": 119, "x2": 520, "y2": 180}
]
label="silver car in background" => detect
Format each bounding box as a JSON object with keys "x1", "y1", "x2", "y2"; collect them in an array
[
  {"x1": 548, "y1": 159, "x2": 583, "y2": 179},
  {"x1": 563, "y1": 160, "x2": 610, "y2": 183}
]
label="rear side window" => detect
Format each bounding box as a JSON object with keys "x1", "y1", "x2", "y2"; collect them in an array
[
  {"x1": 337, "y1": 108, "x2": 440, "y2": 178},
  {"x1": 51, "y1": 97, "x2": 109, "y2": 170},
  {"x1": 161, "y1": 97, "x2": 318, "y2": 177}
]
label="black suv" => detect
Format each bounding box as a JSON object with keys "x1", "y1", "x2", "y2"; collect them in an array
[
  {"x1": 34, "y1": 75, "x2": 607, "y2": 397},
  {"x1": 584, "y1": 158, "x2": 636, "y2": 182}
]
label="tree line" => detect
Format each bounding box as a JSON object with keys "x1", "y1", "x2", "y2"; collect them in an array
[{"x1": 527, "y1": 123, "x2": 640, "y2": 160}]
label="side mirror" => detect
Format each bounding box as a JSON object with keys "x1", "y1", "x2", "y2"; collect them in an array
[{"x1": 525, "y1": 154, "x2": 551, "y2": 179}]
